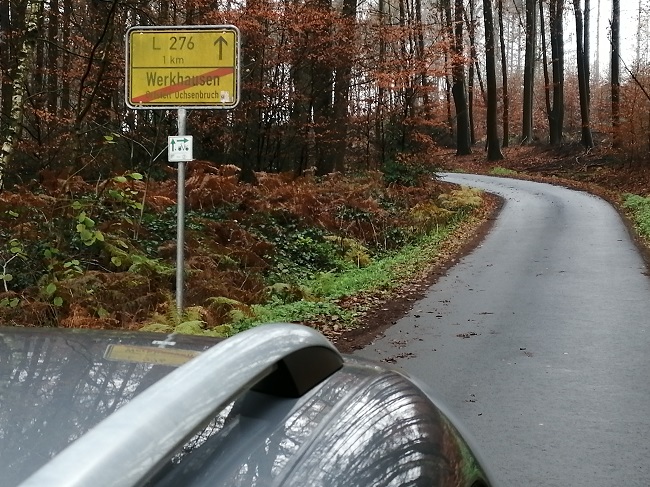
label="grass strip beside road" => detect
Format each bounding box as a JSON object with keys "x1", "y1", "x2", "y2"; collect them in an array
[{"x1": 229, "y1": 209, "x2": 483, "y2": 336}]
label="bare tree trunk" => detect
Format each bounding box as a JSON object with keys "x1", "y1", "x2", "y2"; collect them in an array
[
  {"x1": 451, "y1": 0, "x2": 471, "y2": 154},
  {"x1": 584, "y1": 0, "x2": 591, "y2": 105},
  {"x1": 548, "y1": 0, "x2": 564, "y2": 145},
  {"x1": 636, "y1": 0, "x2": 643, "y2": 65},
  {"x1": 415, "y1": 0, "x2": 428, "y2": 106},
  {"x1": 1, "y1": 0, "x2": 14, "y2": 122},
  {"x1": 60, "y1": 0, "x2": 71, "y2": 113},
  {"x1": 0, "y1": 0, "x2": 43, "y2": 191},
  {"x1": 464, "y1": 7, "x2": 486, "y2": 106},
  {"x1": 522, "y1": 0, "x2": 536, "y2": 143},
  {"x1": 611, "y1": 0, "x2": 621, "y2": 148},
  {"x1": 498, "y1": 0, "x2": 509, "y2": 148},
  {"x1": 483, "y1": 0, "x2": 504, "y2": 160},
  {"x1": 397, "y1": 0, "x2": 410, "y2": 151},
  {"x1": 331, "y1": 0, "x2": 357, "y2": 172},
  {"x1": 376, "y1": 0, "x2": 387, "y2": 166},
  {"x1": 595, "y1": 0, "x2": 601, "y2": 82},
  {"x1": 467, "y1": 0, "x2": 477, "y2": 144},
  {"x1": 235, "y1": 0, "x2": 266, "y2": 180},
  {"x1": 46, "y1": 0, "x2": 58, "y2": 114},
  {"x1": 313, "y1": 0, "x2": 335, "y2": 176},
  {"x1": 539, "y1": 0, "x2": 552, "y2": 130},
  {"x1": 573, "y1": 0, "x2": 594, "y2": 148}
]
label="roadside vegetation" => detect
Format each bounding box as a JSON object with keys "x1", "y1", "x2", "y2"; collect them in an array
[
  {"x1": 623, "y1": 195, "x2": 650, "y2": 241},
  {"x1": 0, "y1": 161, "x2": 483, "y2": 334}
]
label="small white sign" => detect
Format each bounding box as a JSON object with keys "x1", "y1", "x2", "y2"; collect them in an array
[{"x1": 168, "y1": 136, "x2": 193, "y2": 162}]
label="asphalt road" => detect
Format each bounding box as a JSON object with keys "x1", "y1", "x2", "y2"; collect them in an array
[{"x1": 355, "y1": 174, "x2": 650, "y2": 487}]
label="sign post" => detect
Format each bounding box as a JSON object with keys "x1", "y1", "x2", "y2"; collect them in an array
[
  {"x1": 125, "y1": 25, "x2": 240, "y2": 315},
  {"x1": 175, "y1": 109, "x2": 187, "y2": 314}
]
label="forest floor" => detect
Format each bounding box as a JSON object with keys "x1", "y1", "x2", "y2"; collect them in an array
[{"x1": 334, "y1": 143, "x2": 650, "y2": 352}]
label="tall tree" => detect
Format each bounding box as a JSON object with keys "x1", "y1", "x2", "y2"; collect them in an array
[
  {"x1": 46, "y1": 0, "x2": 58, "y2": 114},
  {"x1": 0, "y1": 0, "x2": 19, "y2": 123},
  {"x1": 0, "y1": 0, "x2": 43, "y2": 190},
  {"x1": 497, "y1": 0, "x2": 509, "y2": 148},
  {"x1": 482, "y1": 0, "x2": 504, "y2": 160},
  {"x1": 539, "y1": 0, "x2": 552, "y2": 124},
  {"x1": 467, "y1": 0, "x2": 477, "y2": 144},
  {"x1": 233, "y1": 0, "x2": 266, "y2": 181},
  {"x1": 594, "y1": 0, "x2": 601, "y2": 83},
  {"x1": 611, "y1": 0, "x2": 621, "y2": 148},
  {"x1": 548, "y1": 0, "x2": 565, "y2": 144},
  {"x1": 572, "y1": 0, "x2": 594, "y2": 148},
  {"x1": 312, "y1": 0, "x2": 335, "y2": 176},
  {"x1": 330, "y1": 0, "x2": 358, "y2": 172},
  {"x1": 375, "y1": 0, "x2": 387, "y2": 166},
  {"x1": 414, "y1": 0, "x2": 428, "y2": 106},
  {"x1": 450, "y1": 0, "x2": 471, "y2": 154},
  {"x1": 522, "y1": 0, "x2": 536, "y2": 143},
  {"x1": 584, "y1": 0, "x2": 590, "y2": 104}
]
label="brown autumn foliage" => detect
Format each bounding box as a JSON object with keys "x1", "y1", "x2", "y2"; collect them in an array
[{"x1": 0, "y1": 161, "x2": 467, "y2": 330}]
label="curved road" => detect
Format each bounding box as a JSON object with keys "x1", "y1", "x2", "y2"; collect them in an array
[{"x1": 355, "y1": 174, "x2": 650, "y2": 487}]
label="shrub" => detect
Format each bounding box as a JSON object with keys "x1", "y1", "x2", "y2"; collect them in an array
[{"x1": 623, "y1": 194, "x2": 650, "y2": 238}]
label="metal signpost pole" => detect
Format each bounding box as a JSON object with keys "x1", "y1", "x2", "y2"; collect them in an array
[
  {"x1": 176, "y1": 108, "x2": 187, "y2": 314},
  {"x1": 125, "y1": 24, "x2": 240, "y2": 318}
]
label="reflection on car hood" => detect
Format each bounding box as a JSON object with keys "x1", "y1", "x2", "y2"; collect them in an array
[
  {"x1": 0, "y1": 326, "x2": 491, "y2": 487},
  {"x1": 155, "y1": 364, "x2": 487, "y2": 487},
  {"x1": 0, "y1": 327, "x2": 219, "y2": 486}
]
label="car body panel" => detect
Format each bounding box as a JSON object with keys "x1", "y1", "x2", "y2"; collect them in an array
[
  {"x1": 0, "y1": 325, "x2": 493, "y2": 487},
  {"x1": 0, "y1": 327, "x2": 216, "y2": 486}
]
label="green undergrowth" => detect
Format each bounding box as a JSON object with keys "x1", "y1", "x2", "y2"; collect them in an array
[
  {"x1": 0, "y1": 165, "x2": 483, "y2": 334},
  {"x1": 490, "y1": 166, "x2": 518, "y2": 176},
  {"x1": 226, "y1": 212, "x2": 469, "y2": 335},
  {"x1": 623, "y1": 194, "x2": 650, "y2": 239}
]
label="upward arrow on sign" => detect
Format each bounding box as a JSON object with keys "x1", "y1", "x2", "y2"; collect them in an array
[{"x1": 214, "y1": 36, "x2": 228, "y2": 61}]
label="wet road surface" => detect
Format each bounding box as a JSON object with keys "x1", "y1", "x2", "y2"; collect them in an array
[{"x1": 355, "y1": 174, "x2": 650, "y2": 487}]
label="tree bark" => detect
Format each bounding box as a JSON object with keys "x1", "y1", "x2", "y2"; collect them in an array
[
  {"x1": 415, "y1": 0, "x2": 428, "y2": 106},
  {"x1": 539, "y1": 0, "x2": 552, "y2": 127},
  {"x1": 452, "y1": 0, "x2": 471, "y2": 155},
  {"x1": 313, "y1": 0, "x2": 335, "y2": 176},
  {"x1": 611, "y1": 0, "x2": 621, "y2": 148},
  {"x1": 497, "y1": 0, "x2": 509, "y2": 148},
  {"x1": 572, "y1": 0, "x2": 594, "y2": 148},
  {"x1": 522, "y1": 0, "x2": 536, "y2": 143},
  {"x1": 235, "y1": 0, "x2": 266, "y2": 181},
  {"x1": 330, "y1": 0, "x2": 357, "y2": 172},
  {"x1": 482, "y1": 0, "x2": 504, "y2": 160},
  {"x1": 0, "y1": 0, "x2": 14, "y2": 122},
  {"x1": 467, "y1": 0, "x2": 477, "y2": 144},
  {"x1": 375, "y1": 0, "x2": 387, "y2": 166},
  {"x1": 584, "y1": 0, "x2": 590, "y2": 105},
  {"x1": 0, "y1": 0, "x2": 43, "y2": 191},
  {"x1": 548, "y1": 0, "x2": 564, "y2": 145},
  {"x1": 46, "y1": 0, "x2": 58, "y2": 114}
]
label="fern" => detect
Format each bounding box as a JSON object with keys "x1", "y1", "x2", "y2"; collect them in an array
[{"x1": 438, "y1": 187, "x2": 483, "y2": 211}]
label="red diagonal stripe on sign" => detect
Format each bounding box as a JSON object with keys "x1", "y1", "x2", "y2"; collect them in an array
[{"x1": 131, "y1": 67, "x2": 235, "y2": 103}]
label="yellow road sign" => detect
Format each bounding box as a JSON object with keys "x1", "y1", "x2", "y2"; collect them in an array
[{"x1": 126, "y1": 25, "x2": 240, "y2": 109}]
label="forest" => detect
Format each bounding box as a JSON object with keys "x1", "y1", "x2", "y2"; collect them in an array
[{"x1": 1, "y1": 0, "x2": 649, "y2": 333}]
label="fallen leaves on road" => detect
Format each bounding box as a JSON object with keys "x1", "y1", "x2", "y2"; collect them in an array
[{"x1": 456, "y1": 332, "x2": 479, "y2": 338}]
